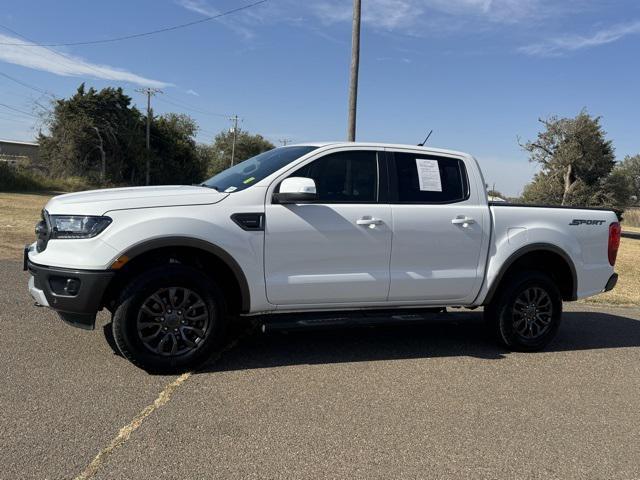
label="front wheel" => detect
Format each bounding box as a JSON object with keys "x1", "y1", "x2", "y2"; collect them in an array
[
  {"x1": 112, "y1": 264, "x2": 227, "y2": 372},
  {"x1": 484, "y1": 271, "x2": 562, "y2": 352}
]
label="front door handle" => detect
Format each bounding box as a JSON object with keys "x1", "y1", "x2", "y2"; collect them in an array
[
  {"x1": 357, "y1": 216, "x2": 384, "y2": 227},
  {"x1": 451, "y1": 216, "x2": 475, "y2": 227}
]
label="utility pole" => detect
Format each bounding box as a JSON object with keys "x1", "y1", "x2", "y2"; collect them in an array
[
  {"x1": 229, "y1": 115, "x2": 240, "y2": 166},
  {"x1": 279, "y1": 138, "x2": 292, "y2": 146},
  {"x1": 347, "y1": 0, "x2": 362, "y2": 142},
  {"x1": 136, "y1": 87, "x2": 162, "y2": 185}
]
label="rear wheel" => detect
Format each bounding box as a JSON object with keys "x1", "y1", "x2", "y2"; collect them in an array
[
  {"x1": 112, "y1": 264, "x2": 227, "y2": 372},
  {"x1": 485, "y1": 271, "x2": 562, "y2": 352}
]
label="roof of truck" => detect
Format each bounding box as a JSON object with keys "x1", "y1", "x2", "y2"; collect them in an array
[{"x1": 287, "y1": 142, "x2": 472, "y2": 158}]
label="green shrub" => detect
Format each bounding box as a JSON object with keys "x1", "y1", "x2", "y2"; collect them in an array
[{"x1": 0, "y1": 163, "x2": 92, "y2": 192}]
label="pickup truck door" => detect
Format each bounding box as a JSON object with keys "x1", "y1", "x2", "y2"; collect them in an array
[
  {"x1": 387, "y1": 150, "x2": 490, "y2": 303},
  {"x1": 264, "y1": 149, "x2": 392, "y2": 305}
]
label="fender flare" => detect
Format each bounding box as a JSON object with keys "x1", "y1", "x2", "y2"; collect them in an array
[
  {"x1": 482, "y1": 242, "x2": 578, "y2": 305},
  {"x1": 119, "y1": 236, "x2": 251, "y2": 313}
]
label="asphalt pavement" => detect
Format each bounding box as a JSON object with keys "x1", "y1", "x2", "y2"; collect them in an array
[{"x1": 1, "y1": 259, "x2": 640, "y2": 479}]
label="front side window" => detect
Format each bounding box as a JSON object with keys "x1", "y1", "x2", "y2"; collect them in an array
[
  {"x1": 291, "y1": 150, "x2": 379, "y2": 203},
  {"x1": 202, "y1": 146, "x2": 318, "y2": 193},
  {"x1": 392, "y1": 153, "x2": 469, "y2": 204}
]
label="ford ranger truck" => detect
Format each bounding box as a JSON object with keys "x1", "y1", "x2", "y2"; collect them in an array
[{"x1": 25, "y1": 143, "x2": 621, "y2": 371}]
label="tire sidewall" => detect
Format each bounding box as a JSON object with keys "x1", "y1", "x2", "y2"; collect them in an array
[
  {"x1": 494, "y1": 272, "x2": 562, "y2": 351},
  {"x1": 113, "y1": 265, "x2": 226, "y2": 372}
]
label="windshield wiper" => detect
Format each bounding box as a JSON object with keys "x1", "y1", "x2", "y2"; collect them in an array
[{"x1": 199, "y1": 183, "x2": 219, "y2": 191}]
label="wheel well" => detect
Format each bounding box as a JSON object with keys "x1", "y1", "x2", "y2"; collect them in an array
[
  {"x1": 102, "y1": 246, "x2": 246, "y2": 315},
  {"x1": 487, "y1": 248, "x2": 576, "y2": 304}
]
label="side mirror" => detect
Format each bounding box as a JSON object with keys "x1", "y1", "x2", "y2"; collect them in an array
[{"x1": 273, "y1": 177, "x2": 317, "y2": 204}]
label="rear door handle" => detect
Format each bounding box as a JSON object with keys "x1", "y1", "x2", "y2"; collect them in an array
[
  {"x1": 357, "y1": 216, "x2": 384, "y2": 226},
  {"x1": 451, "y1": 216, "x2": 475, "y2": 226}
]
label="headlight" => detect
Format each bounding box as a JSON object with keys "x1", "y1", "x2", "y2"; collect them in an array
[{"x1": 50, "y1": 215, "x2": 112, "y2": 239}]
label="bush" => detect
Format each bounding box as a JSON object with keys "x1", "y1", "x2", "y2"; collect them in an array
[{"x1": 0, "y1": 163, "x2": 91, "y2": 192}]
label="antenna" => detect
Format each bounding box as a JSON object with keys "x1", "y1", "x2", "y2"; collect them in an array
[{"x1": 418, "y1": 130, "x2": 433, "y2": 146}]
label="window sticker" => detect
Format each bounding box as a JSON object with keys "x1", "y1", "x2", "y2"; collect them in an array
[
  {"x1": 224, "y1": 186, "x2": 238, "y2": 193},
  {"x1": 415, "y1": 159, "x2": 442, "y2": 192},
  {"x1": 242, "y1": 176, "x2": 256, "y2": 185}
]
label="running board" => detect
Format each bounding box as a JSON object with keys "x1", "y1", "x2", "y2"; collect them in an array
[{"x1": 260, "y1": 308, "x2": 447, "y2": 333}]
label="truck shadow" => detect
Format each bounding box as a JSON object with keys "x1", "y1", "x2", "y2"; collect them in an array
[{"x1": 195, "y1": 310, "x2": 640, "y2": 374}]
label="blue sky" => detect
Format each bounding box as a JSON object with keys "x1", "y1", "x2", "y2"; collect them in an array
[{"x1": 0, "y1": 0, "x2": 639, "y2": 195}]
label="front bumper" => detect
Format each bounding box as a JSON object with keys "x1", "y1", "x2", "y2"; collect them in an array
[{"x1": 26, "y1": 254, "x2": 114, "y2": 330}]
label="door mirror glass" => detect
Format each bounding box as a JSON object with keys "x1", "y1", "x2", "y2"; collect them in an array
[{"x1": 273, "y1": 177, "x2": 317, "y2": 204}]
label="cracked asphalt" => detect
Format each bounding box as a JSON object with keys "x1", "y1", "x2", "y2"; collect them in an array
[{"x1": 1, "y1": 259, "x2": 640, "y2": 479}]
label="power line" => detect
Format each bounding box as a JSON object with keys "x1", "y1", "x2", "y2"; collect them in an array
[
  {"x1": 0, "y1": 24, "x2": 128, "y2": 82},
  {"x1": 0, "y1": 71, "x2": 54, "y2": 97},
  {"x1": 0, "y1": 1, "x2": 268, "y2": 47},
  {"x1": 157, "y1": 95, "x2": 230, "y2": 118},
  {"x1": 0, "y1": 102, "x2": 39, "y2": 118}
]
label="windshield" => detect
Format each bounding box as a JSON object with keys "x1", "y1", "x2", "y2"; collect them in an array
[{"x1": 202, "y1": 146, "x2": 319, "y2": 193}]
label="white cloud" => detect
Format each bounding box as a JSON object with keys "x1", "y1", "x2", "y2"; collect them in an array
[
  {"x1": 519, "y1": 21, "x2": 640, "y2": 56},
  {"x1": 0, "y1": 33, "x2": 171, "y2": 88},
  {"x1": 376, "y1": 56, "x2": 412, "y2": 63},
  {"x1": 311, "y1": 0, "x2": 559, "y2": 31},
  {"x1": 185, "y1": 89, "x2": 200, "y2": 96}
]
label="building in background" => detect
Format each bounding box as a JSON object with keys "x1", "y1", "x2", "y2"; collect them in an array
[{"x1": 0, "y1": 139, "x2": 39, "y2": 167}]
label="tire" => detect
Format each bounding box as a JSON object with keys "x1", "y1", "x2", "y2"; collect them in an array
[
  {"x1": 112, "y1": 264, "x2": 227, "y2": 372},
  {"x1": 484, "y1": 271, "x2": 562, "y2": 352}
]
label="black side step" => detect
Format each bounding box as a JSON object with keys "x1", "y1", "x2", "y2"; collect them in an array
[{"x1": 259, "y1": 308, "x2": 447, "y2": 333}]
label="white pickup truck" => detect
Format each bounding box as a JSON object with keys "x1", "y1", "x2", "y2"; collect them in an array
[{"x1": 25, "y1": 142, "x2": 621, "y2": 371}]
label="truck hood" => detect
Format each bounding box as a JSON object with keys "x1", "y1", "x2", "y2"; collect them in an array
[{"x1": 45, "y1": 185, "x2": 229, "y2": 216}]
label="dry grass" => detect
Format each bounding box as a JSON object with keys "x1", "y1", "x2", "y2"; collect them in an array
[
  {"x1": 1, "y1": 192, "x2": 638, "y2": 306},
  {"x1": 582, "y1": 236, "x2": 640, "y2": 306},
  {"x1": 624, "y1": 208, "x2": 640, "y2": 228},
  {"x1": 0, "y1": 193, "x2": 51, "y2": 260}
]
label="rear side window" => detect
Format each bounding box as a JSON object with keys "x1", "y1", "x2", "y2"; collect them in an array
[
  {"x1": 391, "y1": 153, "x2": 469, "y2": 204},
  {"x1": 292, "y1": 150, "x2": 379, "y2": 203}
]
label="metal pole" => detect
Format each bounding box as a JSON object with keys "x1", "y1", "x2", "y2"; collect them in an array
[
  {"x1": 145, "y1": 91, "x2": 151, "y2": 185},
  {"x1": 230, "y1": 115, "x2": 239, "y2": 166},
  {"x1": 136, "y1": 87, "x2": 162, "y2": 185},
  {"x1": 347, "y1": 0, "x2": 361, "y2": 142}
]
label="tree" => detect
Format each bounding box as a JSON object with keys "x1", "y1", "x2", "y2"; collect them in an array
[
  {"x1": 39, "y1": 84, "x2": 206, "y2": 186},
  {"x1": 39, "y1": 84, "x2": 145, "y2": 184},
  {"x1": 590, "y1": 166, "x2": 633, "y2": 210},
  {"x1": 619, "y1": 154, "x2": 640, "y2": 205},
  {"x1": 149, "y1": 113, "x2": 207, "y2": 185},
  {"x1": 204, "y1": 129, "x2": 275, "y2": 176},
  {"x1": 520, "y1": 110, "x2": 617, "y2": 206}
]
